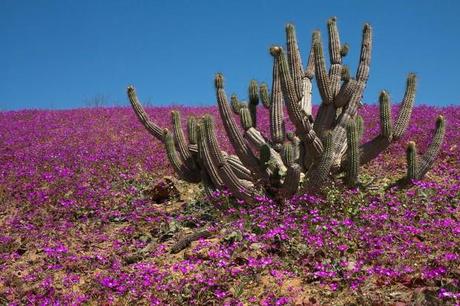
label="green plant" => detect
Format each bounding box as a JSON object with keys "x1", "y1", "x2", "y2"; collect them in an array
[{"x1": 127, "y1": 17, "x2": 445, "y2": 203}]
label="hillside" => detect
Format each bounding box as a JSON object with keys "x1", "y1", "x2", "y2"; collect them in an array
[{"x1": 0, "y1": 105, "x2": 459, "y2": 304}]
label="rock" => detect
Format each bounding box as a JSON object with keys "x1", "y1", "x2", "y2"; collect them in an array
[{"x1": 145, "y1": 177, "x2": 180, "y2": 203}]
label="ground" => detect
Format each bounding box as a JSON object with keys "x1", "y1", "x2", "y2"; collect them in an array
[{"x1": 0, "y1": 105, "x2": 459, "y2": 305}]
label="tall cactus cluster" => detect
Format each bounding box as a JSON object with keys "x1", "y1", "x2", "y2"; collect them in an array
[{"x1": 127, "y1": 17, "x2": 445, "y2": 203}]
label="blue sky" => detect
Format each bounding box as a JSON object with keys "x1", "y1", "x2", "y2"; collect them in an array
[{"x1": 1, "y1": 0, "x2": 459, "y2": 110}]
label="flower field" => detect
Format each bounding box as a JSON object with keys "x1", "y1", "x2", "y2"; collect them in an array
[{"x1": 0, "y1": 105, "x2": 459, "y2": 305}]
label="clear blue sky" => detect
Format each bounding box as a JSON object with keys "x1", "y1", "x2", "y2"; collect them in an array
[{"x1": 1, "y1": 0, "x2": 459, "y2": 110}]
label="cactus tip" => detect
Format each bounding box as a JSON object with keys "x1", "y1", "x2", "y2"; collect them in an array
[
  {"x1": 312, "y1": 30, "x2": 321, "y2": 41},
  {"x1": 436, "y1": 115, "x2": 445, "y2": 127},
  {"x1": 286, "y1": 23, "x2": 295, "y2": 32},
  {"x1": 127, "y1": 85, "x2": 135, "y2": 94},
  {"x1": 214, "y1": 73, "x2": 224, "y2": 89},
  {"x1": 379, "y1": 90, "x2": 389, "y2": 101},
  {"x1": 327, "y1": 17, "x2": 337, "y2": 26},
  {"x1": 363, "y1": 23, "x2": 372, "y2": 32},
  {"x1": 269, "y1": 45, "x2": 282, "y2": 56}
]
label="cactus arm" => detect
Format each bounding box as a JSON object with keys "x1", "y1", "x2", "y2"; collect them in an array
[
  {"x1": 356, "y1": 115, "x2": 364, "y2": 140},
  {"x1": 197, "y1": 123, "x2": 225, "y2": 188},
  {"x1": 237, "y1": 107, "x2": 284, "y2": 173},
  {"x1": 416, "y1": 115, "x2": 446, "y2": 178},
  {"x1": 334, "y1": 79, "x2": 358, "y2": 108},
  {"x1": 195, "y1": 123, "x2": 219, "y2": 193},
  {"x1": 379, "y1": 91, "x2": 393, "y2": 139},
  {"x1": 358, "y1": 91, "x2": 394, "y2": 165},
  {"x1": 203, "y1": 116, "x2": 228, "y2": 167},
  {"x1": 171, "y1": 111, "x2": 196, "y2": 170},
  {"x1": 355, "y1": 23, "x2": 372, "y2": 88},
  {"x1": 164, "y1": 130, "x2": 201, "y2": 183},
  {"x1": 401, "y1": 115, "x2": 445, "y2": 184},
  {"x1": 127, "y1": 86, "x2": 164, "y2": 141},
  {"x1": 313, "y1": 103, "x2": 336, "y2": 140},
  {"x1": 271, "y1": 47, "x2": 324, "y2": 156},
  {"x1": 291, "y1": 135, "x2": 301, "y2": 161},
  {"x1": 313, "y1": 31, "x2": 333, "y2": 104},
  {"x1": 287, "y1": 132, "x2": 302, "y2": 163},
  {"x1": 329, "y1": 64, "x2": 343, "y2": 97},
  {"x1": 327, "y1": 17, "x2": 342, "y2": 66},
  {"x1": 327, "y1": 17, "x2": 343, "y2": 96},
  {"x1": 406, "y1": 141, "x2": 418, "y2": 181},
  {"x1": 248, "y1": 80, "x2": 259, "y2": 128},
  {"x1": 279, "y1": 163, "x2": 301, "y2": 197},
  {"x1": 259, "y1": 83, "x2": 270, "y2": 109},
  {"x1": 345, "y1": 120, "x2": 360, "y2": 187},
  {"x1": 187, "y1": 116, "x2": 198, "y2": 145},
  {"x1": 286, "y1": 24, "x2": 304, "y2": 99},
  {"x1": 269, "y1": 53, "x2": 286, "y2": 147},
  {"x1": 245, "y1": 128, "x2": 268, "y2": 149},
  {"x1": 240, "y1": 107, "x2": 253, "y2": 130},
  {"x1": 281, "y1": 142, "x2": 295, "y2": 167},
  {"x1": 393, "y1": 73, "x2": 417, "y2": 139},
  {"x1": 305, "y1": 38, "x2": 315, "y2": 80},
  {"x1": 312, "y1": 28, "x2": 336, "y2": 138},
  {"x1": 300, "y1": 38, "x2": 315, "y2": 118},
  {"x1": 300, "y1": 74, "x2": 313, "y2": 119},
  {"x1": 304, "y1": 132, "x2": 334, "y2": 191},
  {"x1": 360, "y1": 74, "x2": 414, "y2": 166},
  {"x1": 239, "y1": 107, "x2": 268, "y2": 149},
  {"x1": 214, "y1": 73, "x2": 262, "y2": 176},
  {"x1": 271, "y1": 46, "x2": 301, "y2": 112},
  {"x1": 331, "y1": 23, "x2": 373, "y2": 160},
  {"x1": 230, "y1": 94, "x2": 245, "y2": 115},
  {"x1": 203, "y1": 115, "x2": 259, "y2": 203},
  {"x1": 226, "y1": 155, "x2": 253, "y2": 181}
]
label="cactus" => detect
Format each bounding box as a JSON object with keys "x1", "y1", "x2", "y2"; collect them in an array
[
  {"x1": 259, "y1": 83, "x2": 270, "y2": 109},
  {"x1": 281, "y1": 142, "x2": 295, "y2": 167},
  {"x1": 346, "y1": 120, "x2": 360, "y2": 187},
  {"x1": 379, "y1": 91, "x2": 393, "y2": 139},
  {"x1": 406, "y1": 141, "x2": 418, "y2": 181},
  {"x1": 248, "y1": 80, "x2": 259, "y2": 128},
  {"x1": 187, "y1": 116, "x2": 198, "y2": 145},
  {"x1": 230, "y1": 94, "x2": 245, "y2": 115},
  {"x1": 171, "y1": 111, "x2": 196, "y2": 170},
  {"x1": 355, "y1": 115, "x2": 364, "y2": 141},
  {"x1": 359, "y1": 74, "x2": 418, "y2": 165},
  {"x1": 269, "y1": 49, "x2": 285, "y2": 147},
  {"x1": 128, "y1": 17, "x2": 445, "y2": 204},
  {"x1": 405, "y1": 115, "x2": 446, "y2": 181},
  {"x1": 240, "y1": 107, "x2": 253, "y2": 130}
]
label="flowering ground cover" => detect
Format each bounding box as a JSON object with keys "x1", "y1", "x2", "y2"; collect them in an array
[{"x1": 0, "y1": 105, "x2": 459, "y2": 305}]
